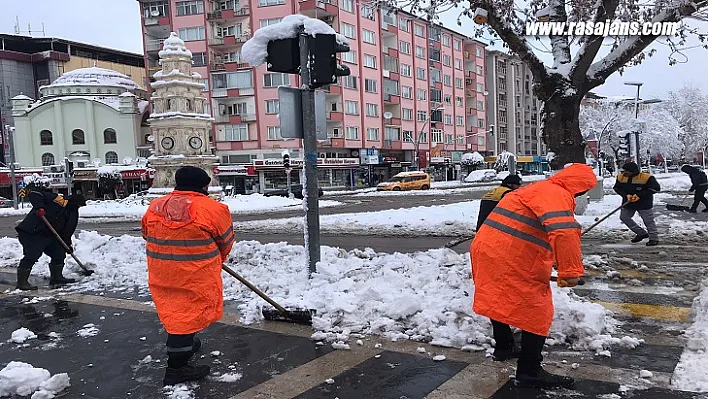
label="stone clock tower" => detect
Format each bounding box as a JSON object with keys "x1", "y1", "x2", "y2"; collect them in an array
[{"x1": 147, "y1": 32, "x2": 219, "y2": 194}]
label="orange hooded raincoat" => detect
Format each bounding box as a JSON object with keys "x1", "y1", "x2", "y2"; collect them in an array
[
  {"x1": 141, "y1": 191, "x2": 235, "y2": 335},
  {"x1": 471, "y1": 164, "x2": 598, "y2": 336}
]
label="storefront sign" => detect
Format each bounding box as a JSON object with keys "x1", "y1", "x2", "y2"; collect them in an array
[
  {"x1": 217, "y1": 165, "x2": 256, "y2": 176},
  {"x1": 0, "y1": 170, "x2": 42, "y2": 185},
  {"x1": 120, "y1": 170, "x2": 149, "y2": 180},
  {"x1": 430, "y1": 157, "x2": 446, "y2": 164},
  {"x1": 73, "y1": 170, "x2": 97, "y2": 181},
  {"x1": 253, "y1": 158, "x2": 360, "y2": 169}
]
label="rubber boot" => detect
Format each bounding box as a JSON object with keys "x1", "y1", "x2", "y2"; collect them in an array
[
  {"x1": 688, "y1": 208, "x2": 698, "y2": 213},
  {"x1": 646, "y1": 240, "x2": 659, "y2": 247},
  {"x1": 492, "y1": 346, "x2": 521, "y2": 361},
  {"x1": 163, "y1": 364, "x2": 211, "y2": 386},
  {"x1": 49, "y1": 263, "x2": 75, "y2": 287},
  {"x1": 16, "y1": 268, "x2": 38, "y2": 291},
  {"x1": 631, "y1": 233, "x2": 649, "y2": 243},
  {"x1": 192, "y1": 337, "x2": 202, "y2": 354},
  {"x1": 515, "y1": 367, "x2": 575, "y2": 389}
]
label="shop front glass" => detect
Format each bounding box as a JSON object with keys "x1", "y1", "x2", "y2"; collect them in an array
[
  {"x1": 317, "y1": 169, "x2": 353, "y2": 188},
  {"x1": 263, "y1": 170, "x2": 301, "y2": 189}
]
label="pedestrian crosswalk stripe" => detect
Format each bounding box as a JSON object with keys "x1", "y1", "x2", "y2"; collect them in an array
[{"x1": 593, "y1": 301, "x2": 692, "y2": 322}]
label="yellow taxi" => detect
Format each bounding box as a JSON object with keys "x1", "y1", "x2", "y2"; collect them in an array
[{"x1": 376, "y1": 171, "x2": 431, "y2": 191}]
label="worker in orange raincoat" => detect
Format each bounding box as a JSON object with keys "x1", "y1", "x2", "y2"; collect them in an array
[
  {"x1": 471, "y1": 163, "x2": 597, "y2": 389},
  {"x1": 141, "y1": 166, "x2": 235, "y2": 386}
]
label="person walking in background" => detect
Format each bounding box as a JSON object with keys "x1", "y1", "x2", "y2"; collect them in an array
[
  {"x1": 141, "y1": 166, "x2": 235, "y2": 386},
  {"x1": 15, "y1": 177, "x2": 87, "y2": 290},
  {"x1": 614, "y1": 162, "x2": 661, "y2": 246},
  {"x1": 681, "y1": 164, "x2": 708, "y2": 213},
  {"x1": 476, "y1": 174, "x2": 523, "y2": 230},
  {"x1": 471, "y1": 164, "x2": 597, "y2": 389}
]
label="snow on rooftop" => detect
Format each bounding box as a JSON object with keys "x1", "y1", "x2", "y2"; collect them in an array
[
  {"x1": 148, "y1": 111, "x2": 213, "y2": 121},
  {"x1": 242, "y1": 14, "x2": 347, "y2": 67},
  {"x1": 47, "y1": 67, "x2": 139, "y2": 90},
  {"x1": 11, "y1": 93, "x2": 33, "y2": 101},
  {"x1": 26, "y1": 96, "x2": 147, "y2": 113},
  {"x1": 119, "y1": 91, "x2": 136, "y2": 97},
  {"x1": 158, "y1": 32, "x2": 192, "y2": 59}
]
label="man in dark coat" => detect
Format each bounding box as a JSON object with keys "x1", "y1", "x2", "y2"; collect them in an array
[
  {"x1": 614, "y1": 162, "x2": 661, "y2": 246},
  {"x1": 15, "y1": 180, "x2": 87, "y2": 290},
  {"x1": 476, "y1": 174, "x2": 522, "y2": 230},
  {"x1": 681, "y1": 164, "x2": 708, "y2": 213}
]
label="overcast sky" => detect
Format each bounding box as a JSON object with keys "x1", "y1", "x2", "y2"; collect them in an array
[{"x1": 2, "y1": 0, "x2": 706, "y2": 100}]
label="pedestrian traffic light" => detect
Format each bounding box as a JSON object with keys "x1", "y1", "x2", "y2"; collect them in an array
[
  {"x1": 307, "y1": 34, "x2": 351, "y2": 89},
  {"x1": 283, "y1": 153, "x2": 290, "y2": 169},
  {"x1": 64, "y1": 158, "x2": 74, "y2": 177},
  {"x1": 618, "y1": 133, "x2": 630, "y2": 158},
  {"x1": 267, "y1": 38, "x2": 300, "y2": 74}
]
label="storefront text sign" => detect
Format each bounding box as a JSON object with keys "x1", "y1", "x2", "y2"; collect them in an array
[{"x1": 253, "y1": 158, "x2": 360, "y2": 169}]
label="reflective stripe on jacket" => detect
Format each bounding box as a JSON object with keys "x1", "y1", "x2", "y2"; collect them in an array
[
  {"x1": 471, "y1": 164, "x2": 597, "y2": 336},
  {"x1": 141, "y1": 190, "x2": 235, "y2": 335},
  {"x1": 476, "y1": 186, "x2": 513, "y2": 230}
]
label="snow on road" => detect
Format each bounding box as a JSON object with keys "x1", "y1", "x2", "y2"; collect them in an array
[
  {"x1": 672, "y1": 276, "x2": 708, "y2": 392},
  {"x1": 0, "y1": 194, "x2": 342, "y2": 220},
  {"x1": 0, "y1": 232, "x2": 639, "y2": 355},
  {"x1": 0, "y1": 361, "x2": 70, "y2": 398}
]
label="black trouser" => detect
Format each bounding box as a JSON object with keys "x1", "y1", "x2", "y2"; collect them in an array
[
  {"x1": 17, "y1": 231, "x2": 66, "y2": 272},
  {"x1": 691, "y1": 187, "x2": 708, "y2": 211},
  {"x1": 166, "y1": 333, "x2": 196, "y2": 368},
  {"x1": 491, "y1": 319, "x2": 547, "y2": 376}
]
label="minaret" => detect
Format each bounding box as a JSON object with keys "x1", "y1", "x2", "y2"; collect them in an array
[{"x1": 147, "y1": 32, "x2": 219, "y2": 194}]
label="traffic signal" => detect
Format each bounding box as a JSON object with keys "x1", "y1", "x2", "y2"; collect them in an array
[
  {"x1": 283, "y1": 153, "x2": 290, "y2": 169},
  {"x1": 64, "y1": 158, "x2": 74, "y2": 177},
  {"x1": 618, "y1": 133, "x2": 630, "y2": 158},
  {"x1": 307, "y1": 34, "x2": 351, "y2": 89},
  {"x1": 444, "y1": 158, "x2": 451, "y2": 166},
  {"x1": 267, "y1": 38, "x2": 300, "y2": 74}
]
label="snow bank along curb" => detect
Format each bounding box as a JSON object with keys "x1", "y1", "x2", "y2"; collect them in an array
[
  {"x1": 671, "y1": 276, "x2": 708, "y2": 392},
  {"x1": 0, "y1": 232, "x2": 639, "y2": 355},
  {"x1": 0, "y1": 361, "x2": 70, "y2": 398}
]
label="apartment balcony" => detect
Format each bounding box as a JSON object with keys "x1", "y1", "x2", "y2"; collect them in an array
[
  {"x1": 212, "y1": 88, "x2": 228, "y2": 98},
  {"x1": 321, "y1": 84, "x2": 342, "y2": 96},
  {"x1": 465, "y1": 89, "x2": 475, "y2": 97},
  {"x1": 209, "y1": 35, "x2": 251, "y2": 48},
  {"x1": 207, "y1": 7, "x2": 250, "y2": 21},
  {"x1": 299, "y1": 0, "x2": 338, "y2": 18},
  {"x1": 383, "y1": 93, "x2": 400, "y2": 104},
  {"x1": 327, "y1": 111, "x2": 344, "y2": 121},
  {"x1": 224, "y1": 62, "x2": 251, "y2": 72},
  {"x1": 383, "y1": 139, "x2": 402, "y2": 150},
  {"x1": 146, "y1": 39, "x2": 166, "y2": 54},
  {"x1": 210, "y1": 62, "x2": 226, "y2": 72},
  {"x1": 384, "y1": 117, "x2": 401, "y2": 126}
]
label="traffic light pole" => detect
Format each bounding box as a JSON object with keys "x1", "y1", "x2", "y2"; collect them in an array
[
  {"x1": 4, "y1": 125, "x2": 19, "y2": 210},
  {"x1": 299, "y1": 27, "x2": 321, "y2": 275}
]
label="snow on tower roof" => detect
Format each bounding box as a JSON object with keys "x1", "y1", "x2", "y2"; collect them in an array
[
  {"x1": 48, "y1": 67, "x2": 139, "y2": 90},
  {"x1": 11, "y1": 93, "x2": 33, "y2": 101},
  {"x1": 158, "y1": 32, "x2": 192, "y2": 58},
  {"x1": 242, "y1": 14, "x2": 348, "y2": 67}
]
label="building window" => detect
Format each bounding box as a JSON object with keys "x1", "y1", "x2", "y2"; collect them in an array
[
  {"x1": 478, "y1": 118, "x2": 485, "y2": 128},
  {"x1": 342, "y1": 76, "x2": 358, "y2": 89},
  {"x1": 444, "y1": 114, "x2": 452, "y2": 125},
  {"x1": 476, "y1": 47, "x2": 483, "y2": 57},
  {"x1": 399, "y1": 41, "x2": 410, "y2": 54},
  {"x1": 418, "y1": 132, "x2": 428, "y2": 143},
  {"x1": 455, "y1": 78, "x2": 463, "y2": 89},
  {"x1": 455, "y1": 58, "x2": 462, "y2": 70},
  {"x1": 454, "y1": 39, "x2": 461, "y2": 50},
  {"x1": 191, "y1": 52, "x2": 207, "y2": 67},
  {"x1": 105, "y1": 151, "x2": 118, "y2": 164},
  {"x1": 403, "y1": 130, "x2": 413, "y2": 142},
  {"x1": 477, "y1": 100, "x2": 485, "y2": 111},
  {"x1": 456, "y1": 116, "x2": 464, "y2": 126},
  {"x1": 265, "y1": 99, "x2": 279, "y2": 114},
  {"x1": 212, "y1": 71, "x2": 253, "y2": 89},
  {"x1": 104, "y1": 128, "x2": 117, "y2": 144},
  {"x1": 442, "y1": 35, "x2": 450, "y2": 46},
  {"x1": 225, "y1": 124, "x2": 249, "y2": 141},
  {"x1": 430, "y1": 89, "x2": 442, "y2": 103},
  {"x1": 143, "y1": 1, "x2": 169, "y2": 18},
  {"x1": 41, "y1": 153, "x2": 55, "y2": 166},
  {"x1": 340, "y1": 22, "x2": 356, "y2": 39},
  {"x1": 402, "y1": 108, "x2": 413, "y2": 120},
  {"x1": 263, "y1": 73, "x2": 290, "y2": 87},
  {"x1": 259, "y1": 18, "x2": 282, "y2": 28},
  {"x1": 398, "y1": 18, "x2": 410, "y2": 31},
  {"x1": 401, "y1": 86, "x2": 412, "y2": 99},
  {"x1": 443, "y1": 54, "x2": 451, "y2": 67},
  {"x1": 365, "y1": 103, "x2": 378, "y2": 117},
  {"x1": 476, "y1": 65, "x2": 483, "y2": 75},
  {"x1": 345, "y1": 100, "x2": 359, "y2": 115},
  {"x1": 417, "y1": 110, "x2": 427, "y2": 121},
  {"x1": 415, "y1": 46, "x2": 425, "y2": 58},
  {"x1": 341, "y1": 50, "x2": 357, "y2": 64},
  {"x1": 456, "y1": 97, "x2": 463, "y2": 107},
  {"x1": 417, "y1": 89, "x2": 426, "y2": 100},
  {"x1": 445, "y1": 133, "x2": 454, "y2": 144},
  {"x1": 361, "y1": 4, "x2": 375, "y2": 20},
  {"x1": 177, "y1": 26, "x2": 205, "y2": 41},
  {"x1": 267, "y1": 126, "x2": 282, "y2": 140},
  {"x1": 443, "y1": 74, "x2": 452, "y2": 87},
  {"x1": 444, "y1": 94, "x2": 452, "y2": 105},
  {"x1": 362, "y1": 29, "x2": 376, "y2": 44},
  {"x1": 176, "y1": 0, "x2": 204, "y2": 16},
  {"x1": 416, "y1": 68, "x2": 425, "y2": 80},
  {"x1": 364, "y1": 54, "x2": 377, "y2": 68},
  {"x1": 340, "y1": 0, "x2": 354, "y2": 12},
  {"x1": 366, "y1": 128, "x2": 379, "y2": 141},
  {"x1": 431, "y1": 129, "x2": 443, "y2": 143},
  {"x1": 259, "y1": 0, "x2": 285, "y2": 5},
  {"x1": 346, "y1": 126, "x2": 358, "y2": 139},
  {"x1": 385, "y1": 127, "x2": 400, "y2": 141},
  {"x1": 40, "y1": 130, "x2": 53, "y2": 145},
  {"x1": 414, "y1": 24, "x2": 425, "y2": 37},
  {"x1": 364, "y1": 79, "x2": 377, "y2": 93},
  {"x1": 72, "y1": 129, "x2": 85, "y2": 145},
  {"x1": 457, "y1": 135, "x2": 464, "y2": 145}
]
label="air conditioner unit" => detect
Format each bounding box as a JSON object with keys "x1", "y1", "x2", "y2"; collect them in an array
[
  {"x1": 77, "y1": 161, "x2": 87, "y2": 168},
  {"x1": 50, "y1": 166, "x2": 61, "y2": 173}
]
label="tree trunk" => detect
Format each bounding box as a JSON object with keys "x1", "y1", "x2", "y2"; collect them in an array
[{"x1": 542, "y1": 96, "x2": 586, "y2": 170}]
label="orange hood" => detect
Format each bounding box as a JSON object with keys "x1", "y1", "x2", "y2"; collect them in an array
[
  {"x1": 547, "y1": 163, "x2": 598, "y2": 195},
  {"x1": 149, "y1": 191, "x2": 201, "y2": 228}
]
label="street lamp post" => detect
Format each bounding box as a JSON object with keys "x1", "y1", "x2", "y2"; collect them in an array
[
  {"x1": 413, "y1": 103, "x2": 444, "y2": 170},
  {"x1": 624, "y1": 82, "x2": 643, "y2": 165}
]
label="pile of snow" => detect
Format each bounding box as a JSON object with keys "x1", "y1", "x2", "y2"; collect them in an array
[
  {"x1": 242, "y1": 14, "x2": 347, "y2": 67},
  {"x1": 0, "y1": 361, "x2": 70, "y2": 398},
  {"x1": 163, "y1": 383, "x2": 195, "y2": 399},
  {"x1": 10, "y1": 328, "x2": 37, "y2": 343},
  {"x1": 0, "y1": 232, "x2": 631, "y2": 353},
  {"x1": 465, "y1": 169, "x2": 497, "y2": 183},
  {"x1": 671, "y1": 277, "x2": 708, "y2": 392}
]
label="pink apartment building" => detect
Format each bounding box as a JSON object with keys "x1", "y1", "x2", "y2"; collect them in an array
[{"x1": 137, "y1": 0, "x2": 488, "y2": 192}]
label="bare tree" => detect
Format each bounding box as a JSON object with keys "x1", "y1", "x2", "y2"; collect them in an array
[{"x1": 373, "y1": 0, "x2": 708, "y2": 169}]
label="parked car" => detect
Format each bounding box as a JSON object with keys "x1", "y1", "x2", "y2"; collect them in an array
[
  {"x1": 377, "y1": 171, "x2": 431, "y2": 191},
  {"x1": 464, "y1": 169, "x2": 498, "y2": 183},
  {"x1": 264, "y1": 184, "x2": 323, "y2": 199},
  {"x1": 0, "y1": 196, "x2": 14, "y2": 208}
]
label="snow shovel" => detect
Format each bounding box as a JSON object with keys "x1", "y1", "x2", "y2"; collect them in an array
[
  {"x1": 666, "y1": 193, "x2": 692, "y2": 212},
  {"x1": 39, "y1": 215, "x2": 95, "y2": 277},
  {"x1": 221, "y1": 265, "x2": 313, "y2": 325}
]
